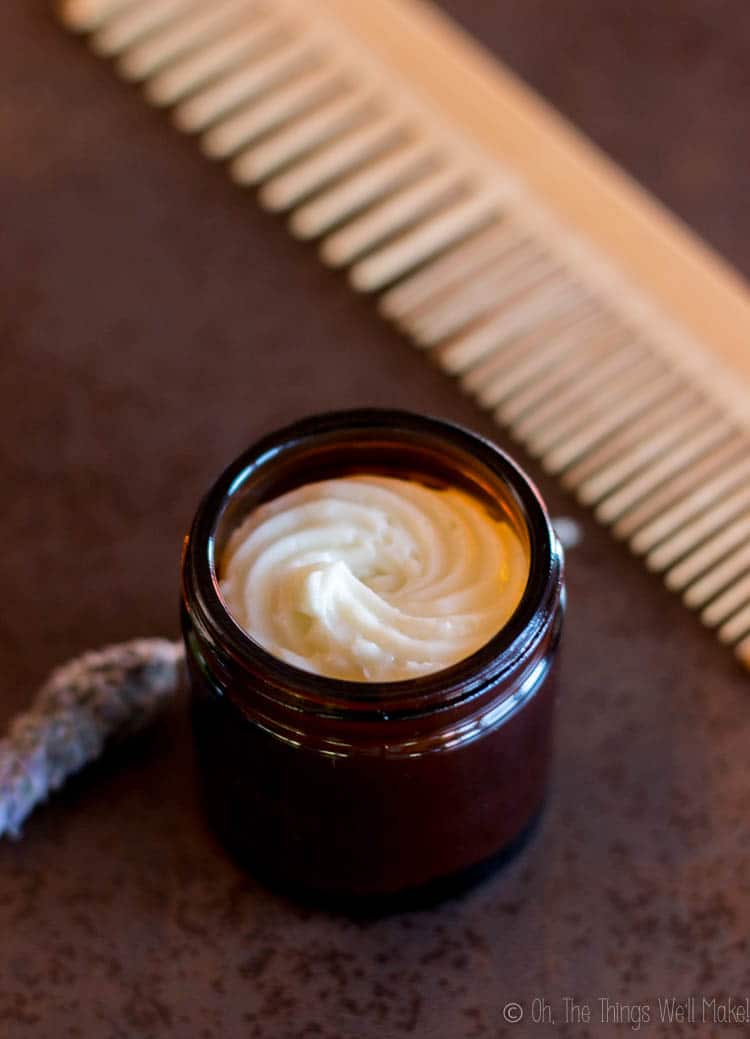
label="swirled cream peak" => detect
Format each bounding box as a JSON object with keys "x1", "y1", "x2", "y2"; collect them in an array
[{"x1": 219, "y1": 475, "x2": 528, "y2": 682}]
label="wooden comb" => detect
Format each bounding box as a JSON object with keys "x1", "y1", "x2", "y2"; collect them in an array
[{"x1": 58, "y1": 0, "x2": 750, "y2": 669}]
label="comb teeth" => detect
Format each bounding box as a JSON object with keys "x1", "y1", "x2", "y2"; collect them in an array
[
  {"x1": 118, "y1": 0, "x2": 258, "y2": 81},
  {"x1": 58, "y1": 0, "x2": 750, "y2": 670},
  {"x1": 173, "y1": 31, "x2": 329, "y2": 134},
  {"x1": 284, "y1": 133, "x2": 433, "y2": 228},
  {"x1": 90, "y1": 0, "x2": 198, "y2": 56},
  {"x1": 200, "y1": 63, "x2": 351, "y2": 159},
  {"x1": 144, "y1": 11, "x2": 288, "y2": 108},
  {"x1": 262, "y1": 115, "x2": 411, "y2": 215}
]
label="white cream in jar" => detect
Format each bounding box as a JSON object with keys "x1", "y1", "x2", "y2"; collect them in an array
[{"x1": 219, "y1": 475, "x2": 529, "y2": 682}]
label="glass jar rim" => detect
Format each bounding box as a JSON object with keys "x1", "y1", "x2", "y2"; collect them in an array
[{"x1": 183, "y1": 409, "x2": 563, "y2": 714}]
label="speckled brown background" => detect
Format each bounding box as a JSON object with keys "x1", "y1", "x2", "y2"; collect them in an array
[{"x1": 2, "y1": 2, "x2": 749, "y2": 1037}]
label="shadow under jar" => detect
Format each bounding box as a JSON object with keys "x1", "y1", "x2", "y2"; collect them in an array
[{"x1": 181, "y1": 409, "x2": 565, "y2": 906}]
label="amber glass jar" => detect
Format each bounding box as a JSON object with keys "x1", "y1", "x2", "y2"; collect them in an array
[{"x1": 181, "y1": 410, "x2": 564, "y2": 904}]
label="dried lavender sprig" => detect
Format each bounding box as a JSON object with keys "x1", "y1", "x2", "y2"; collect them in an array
[{"x1": 0, "y1": 638, "x2": 185, "y2": 839}]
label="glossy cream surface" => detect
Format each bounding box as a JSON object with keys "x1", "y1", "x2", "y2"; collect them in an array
[{"x1": 219, "y1": 475, "x2": 529, "y2": 682}]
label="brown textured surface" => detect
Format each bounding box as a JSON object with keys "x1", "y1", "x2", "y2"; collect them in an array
[{"x1": 1, "y1": 2, "x2": 749, "y2": 1037}]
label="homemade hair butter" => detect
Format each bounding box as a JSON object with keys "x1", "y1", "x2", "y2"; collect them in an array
[
  {"x1": 182, "y1": 410, "x2": 564, "y2": 903},
  {"x1": 219, "y1": 475, "x2": 529, "y2": 682}
]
